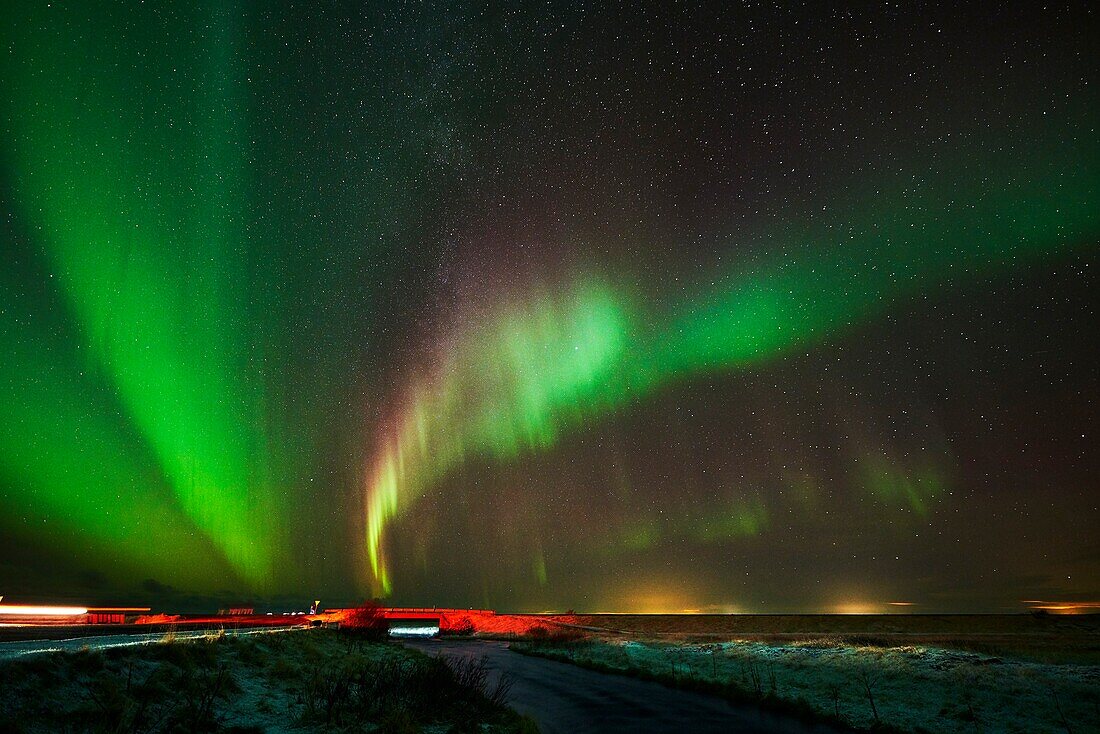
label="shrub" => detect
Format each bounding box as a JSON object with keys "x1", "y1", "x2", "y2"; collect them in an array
[
  {"x1": 443, "y1": 617, "x2": 476, "y2": 636},
  {"x1": 343, "y1": 602, "x2": 388, "y2": 640},
  {"x1": 524, "y1": 625, "x2": 586, "y2": 644},
  {"x1": 295, "y1": 650, "x2": 519, "y2": 730}
]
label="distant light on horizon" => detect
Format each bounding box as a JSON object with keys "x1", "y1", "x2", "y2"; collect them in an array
[
  {"x1": 831, "y1": 602, "x2": 882, "y2": 615},
  {"x1": 1022, "y1": 601, "x2": 1100, "y2": 615}
]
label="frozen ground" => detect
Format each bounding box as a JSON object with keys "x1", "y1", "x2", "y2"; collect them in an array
[{"x1": 516, "y1": 637, "x2": 1100, "y2": 734}]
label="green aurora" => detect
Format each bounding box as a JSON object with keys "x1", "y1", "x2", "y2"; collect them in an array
[
  {"x1": 364, "y1": 111, "x2": 1099, "y2": 594},
  {"x1": 1, "y1": 2, "x2": 1097, "y2": 611},
  {"x1": 3, "y1": 3, "x2": 291, "y2": 589}
]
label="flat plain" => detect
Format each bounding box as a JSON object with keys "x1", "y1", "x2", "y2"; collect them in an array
[{"x1": 510, "y1": 613, "x2": 1100, "y2": 733}]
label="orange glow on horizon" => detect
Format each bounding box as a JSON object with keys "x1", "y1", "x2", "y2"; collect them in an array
[
  {"x1": 830, "y1": 602, "x2": 880, "y2": 615},
  {"x1": 1022, "y1": 600, "x2": 1100, "y2": 614}
]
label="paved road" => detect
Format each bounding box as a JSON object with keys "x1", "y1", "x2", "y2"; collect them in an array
[
  {"x1": 0, "y1": 626, "x2": 300, "y2": 660},
  {"x1": 404, "y1": 639, "x2": 844, "y2": 734}
]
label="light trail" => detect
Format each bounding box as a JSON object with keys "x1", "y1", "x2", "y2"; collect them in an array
[{"x1": 0, "y1": 605, "x2": 88, "y2": 616}]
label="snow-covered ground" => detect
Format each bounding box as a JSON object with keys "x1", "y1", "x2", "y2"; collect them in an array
[{"x1": 520, "y1": 638, "x2": 1099, "y2": 733}]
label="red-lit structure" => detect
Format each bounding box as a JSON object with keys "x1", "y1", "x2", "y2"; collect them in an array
[
  {"x1": 0, "y1": 605, "x2": 151, "y2": 625},
  {"x1": 0, "y1": 601, "x2": 578, "y2": 636},
  {"x1": 314, "y1": 607, "x2": 574, "y2": 636}
]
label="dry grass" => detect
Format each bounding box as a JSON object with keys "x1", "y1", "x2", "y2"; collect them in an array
[
  {"x1": 545, "y1": 614, "x2": 1100, "y2": 665},
  {"x1": 514, "y1": 636, "x2": 1100, "y2": 734},
  {"x1": 0, "y1": 629, "x2": 537, "y2": 733}
]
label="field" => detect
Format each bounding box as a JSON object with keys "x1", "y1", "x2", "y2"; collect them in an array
[
  {"x1": 2, "y1": 614, "x2": 1096, "y2": 733},
  {"x1": 0, "y1": 628, "x2": 536, "y2": 733},
  {"x1": 512, "y1": 614, "x2": 1100, "y2": 734},
  {"x1": 530, "y1": 613, "x2": 1100, "y2": 664}
]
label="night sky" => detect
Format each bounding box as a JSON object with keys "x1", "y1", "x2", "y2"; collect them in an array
[{"x1": 1, "y1": 2, "x2": 1097, "y2": 613}]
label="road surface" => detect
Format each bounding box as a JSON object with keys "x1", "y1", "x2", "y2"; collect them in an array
[
  {"x1": 404, "y1": 638, "x2": 845, "y2": 734},
  {"x1": 0, "y1": 626, "x2": 299, "y2": 659}
]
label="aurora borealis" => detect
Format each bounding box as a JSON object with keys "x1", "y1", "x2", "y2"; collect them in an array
[{"x1": 1, "y1": 3, "x2": 1097, "y2": 612}]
